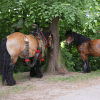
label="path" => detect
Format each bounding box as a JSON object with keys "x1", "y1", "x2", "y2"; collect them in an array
[
  {"x1": 54, "y1": 83, "x2": 100, "y2": 100},
  {"x1": 0, "y1": 72, "x2": 100, "y2": 100}
]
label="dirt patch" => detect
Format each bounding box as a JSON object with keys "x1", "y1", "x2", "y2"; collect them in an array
[{"x1": 0, "y1": 72, "x2": 100, "y2": 100}]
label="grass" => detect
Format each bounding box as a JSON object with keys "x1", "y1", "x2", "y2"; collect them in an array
[
  {"x1": 13, "y1": 72, "x2": 29, "y2": 80},
  {"x1": 12, "y1": 85, "x2": 36, "y2": 93},
  {"x1": 48, "y1": 70, "x2": 100, "y2": 82},
  {"x1": 0, "y1": 72, "x2": 34, "y2": 97},
  {"x1": 0, "y1": 85, "x2": 36, "y2": 97},
  {"x1": 0, "y1": 72, "x2": 30, "y2": 82}
]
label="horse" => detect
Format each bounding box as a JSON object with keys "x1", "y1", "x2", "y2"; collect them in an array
[
  {"x1": 65, "y1": 29, "x2": 100, "y2": 73},
  {"x1": 0, "y1": 27, "x2": 53, "y2": 86}
]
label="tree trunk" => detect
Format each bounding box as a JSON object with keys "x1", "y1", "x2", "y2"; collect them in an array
[{"x1": 47, "y1": 17, "x2": 69, "y2": 74}]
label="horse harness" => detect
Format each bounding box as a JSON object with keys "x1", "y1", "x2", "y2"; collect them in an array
[{"x1": 24, "y1": 31, "x2": 47, "y2": 67}]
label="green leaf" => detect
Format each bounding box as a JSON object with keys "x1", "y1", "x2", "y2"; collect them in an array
[
  {"x1": 55, "y1": 14, "x2": 59, "y2": 17},
  {"x1": 94, "y1": 20, "x2": 97, "y2": 23},
  {"x1": 44, "y1": 23, "x2": 49, "y2": 27},
  {"x1": 93, "y1": 29, "x2": 96, "y2": 33},
  {"x1": 45, "y1": 19, "x2": 49, "y2": 22},
  {"x1": 89, "y1": 23, "x2": 93, "y2": 29},
  {"x1": 30, "y1": 11, "x2": 34, "y2": 14}
]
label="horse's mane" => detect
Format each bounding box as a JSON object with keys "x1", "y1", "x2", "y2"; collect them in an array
[
  {"x1": 42, "y1": 31, "x2": 50, "y2": 40},
  {"x1": 72, "y1": 32, "x2": 91, "y2": 45},
  {"x1": 33, "y1": 28, "x2": 51, "y2": 41}
]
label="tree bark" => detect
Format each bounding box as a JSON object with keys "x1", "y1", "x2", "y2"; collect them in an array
[{"x1": 47, "y1": 17, "x2": 69, "y2": 74}]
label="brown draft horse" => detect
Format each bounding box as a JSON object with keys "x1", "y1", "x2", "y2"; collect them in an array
[
  {"x1": 65, "y1": 29, "x2": 100, "y2": 73},
  {"x1": 0, "y1": 28, "x2": 53, "y2": 86}
]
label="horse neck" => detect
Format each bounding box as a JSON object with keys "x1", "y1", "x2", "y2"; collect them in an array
[
  {"x1": 42, "y1": 31, "x2": 49, "y2": 40},
  {"x1": 73, "y1": 32, "x2": 91, "y2": 46},
  {"x1": 72, "y1": 32, "x2": 79, "y2": 46}
]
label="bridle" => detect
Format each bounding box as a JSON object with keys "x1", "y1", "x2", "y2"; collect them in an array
[{"x1": 66, "y1": 35, "x2": 74, "y2": 46}]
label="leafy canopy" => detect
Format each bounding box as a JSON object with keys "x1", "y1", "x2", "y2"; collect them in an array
[{"x1": 0, "y1": 0, "x2": 100, "y2": 40}]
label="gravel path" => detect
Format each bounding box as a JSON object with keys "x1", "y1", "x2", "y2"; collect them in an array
[
  {"x1": 54, "y1": 83, "x2": 100, "y2": 100},
  {"x1": 0, "y1": 72, "x2": 100, "y2": 100}
]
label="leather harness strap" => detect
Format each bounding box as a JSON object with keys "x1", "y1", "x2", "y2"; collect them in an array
[
  {"x1": 25, "y1": 36, "x2": 30, "y2": 62},
  {"x1": 24, "y1": 32, "x2": 46, "y2": 67},
  {"x1": 24, "y1": 35, "x2": 42, "y2": 67}
]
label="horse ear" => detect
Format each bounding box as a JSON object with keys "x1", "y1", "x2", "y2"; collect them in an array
[
  {"x1": 49, "y1": 31, "x2": 51, "y2": 35},
  {"x1": 34, "y1": 27, "x2": 40, "y2": 34},
  {"x1": 49, "y1": 31, "x2": 51, "y2": 33},
  {"x1": 69, "y1": 29, "x2": 72, "y2": 33},
  {"x1": 49, "y1": 31, "x2": 53, "y2": 39},
  {"x1": 66, "y1": 29, "x2": 72, "y2": 35}
]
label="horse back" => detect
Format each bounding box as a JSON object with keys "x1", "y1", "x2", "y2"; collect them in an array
[
  {"x1": 7, "y1": 32, "x2": 25, "y2": 55},
  {"x1": 6, "y1": 32, "x2": 38, "y2": 61},
  {"x1": 88, "y1": 39, "x2": 100, "y2": 57}
]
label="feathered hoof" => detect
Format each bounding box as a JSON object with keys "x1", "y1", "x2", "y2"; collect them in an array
[
  {"x1": 36, "y1": 73, "x2": 43, "y2": 78},
  {"x1": 81, "y1": 69, "x2": 91, "y2": 73},
  {"x1": 81, "y1": 70, "x2": 84, "y2": 73},
  {"x1": 30, "y1": 73, "x2": 36, "y2": 77},
  {"x1": 30, "y1": 67, "x2": 36, "y2": 77},
  {"x1": 6, "y1": 79, "x2": 16, "y2": 86},
  {"x1": 81, "y1": 70, "x2": 86, "y2": 73}
]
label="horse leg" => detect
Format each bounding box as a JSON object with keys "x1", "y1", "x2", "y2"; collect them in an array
[
  {"x1": 82, "y1": 60, "x2": 91, "y2": 73},
  {"x1": 82, "y1": 60, "x2": 87, "y2": 73},
  {"x1": 80, "y1": 53, "x2": 89, "y2": 73},
  {"x1": 36, "y1": 60, "x2": 43, "y2": 78},
  {"x1": 86, "y1": 61, "x2": 91, "y2": 73},
  {"x1": 6, "y1": 62, "x2": 16, "y2": 86},
  {"x1": 30, "y1": 67, "x2": 36, "y2": 77},
  {"x1": 6, "y1": 55, "x2": 18, "y2": 86},
  {"x1": 29, "y1": 58, "x2": 36, "y2": 77},
  {"x1": 30, "y1": 60, "x2": 43, "y2": 78},
  {"x1": 0, "y1": 38, "x2": 17, "y2": 85}
]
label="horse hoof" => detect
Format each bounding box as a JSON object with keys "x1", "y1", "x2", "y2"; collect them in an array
[
  {"x1": 6, "y1": 79, "x2": 16, "y2": 86},
  {"x1": 87, "y1": 71, "x2": 91, "y2": 73},
  {"x1": 81, "y1": 70, "x2": 86, "y2": 73},
  {"x1": 36, "y1": 73, "x2": 43, "y2": 78},
  {"x1": 81, "y1": 70, "x2": 84, "y2": 73},
  {"x1": 30, "y1": 73, "x2": 36, "y2": 77}
]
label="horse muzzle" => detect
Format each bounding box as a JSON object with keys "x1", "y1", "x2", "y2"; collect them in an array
[
  {"x1": 48, "y1": 44, "x2": 54, "y2": 50},
  {"x1": 65, "y1": 42, "x2": 70, "y2": 46}
]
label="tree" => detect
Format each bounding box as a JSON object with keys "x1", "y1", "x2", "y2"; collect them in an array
[
  {"x1": 0, "y1": 0, "x2": 100, "y2": 73},
  {"x1": 47, "y1": 17, "x2": 69, "y2": 73}
]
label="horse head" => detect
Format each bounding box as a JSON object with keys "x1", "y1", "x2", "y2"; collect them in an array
[
  {"x1": 65, "y1": 29, "x2": 74, "y2": 46},
  {"x1": 31, "y1": 28, "x2": 54, "y2": 50},
  {"x1": 47, "y1": 32, "x2": 53, "y2": 50}
]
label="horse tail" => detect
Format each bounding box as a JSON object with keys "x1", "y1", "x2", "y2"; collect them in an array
[{"x1": 0, "y1": 38, "x2": 11, "y2": 84}]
